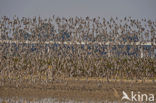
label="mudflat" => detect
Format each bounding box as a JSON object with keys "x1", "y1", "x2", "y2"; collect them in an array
[{"x1": 0, "y1": 78, "x2": 156, "y2": 102}]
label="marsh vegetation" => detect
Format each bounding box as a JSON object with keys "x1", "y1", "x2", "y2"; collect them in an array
[{"x1": 0, "y1": 16, "x2": 156, "y2": 102}]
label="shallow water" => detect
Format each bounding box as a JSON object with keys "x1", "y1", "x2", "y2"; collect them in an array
[
  {"x1": 0, "y1": 98, "x2": 77, "y2": 103},
  {"x1": 0, "y1": 97, "x2": 117, "y2": 103}
]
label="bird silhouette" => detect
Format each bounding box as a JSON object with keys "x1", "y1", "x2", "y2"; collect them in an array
[{"x1": 121, "y1": 91, "x2": 131, "y2": 101}]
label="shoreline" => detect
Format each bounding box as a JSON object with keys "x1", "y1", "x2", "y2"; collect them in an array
[{"x1": 0, "y1": 78, "x2": 156, "y2": 102}]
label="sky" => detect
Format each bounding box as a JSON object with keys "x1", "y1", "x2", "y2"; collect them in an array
[{"x1": 0, "y1": 0, "x2": 156, "y2": 19}]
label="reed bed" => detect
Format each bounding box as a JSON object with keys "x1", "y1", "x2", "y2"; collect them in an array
[{"x1": 0, "y1": 16, "x2": 156, "y2": 87}]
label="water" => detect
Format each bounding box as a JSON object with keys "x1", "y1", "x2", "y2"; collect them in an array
[
  {"x1": 0, "y1": 97, "x2": 116, "y2": 103},
  {"x1": 0, "y1": 98, "x2": 79, "y2": 103},
  {"x1": 1, "y1": 42, "x2": 155, "y2": 57}
]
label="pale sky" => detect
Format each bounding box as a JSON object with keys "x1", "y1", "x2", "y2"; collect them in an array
[{"x1": 0, "y1": 0, "x2": 156, "y2": 19}]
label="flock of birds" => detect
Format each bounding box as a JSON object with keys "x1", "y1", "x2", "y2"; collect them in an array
[{"x1": 0, "y1": 15, "x2": 156, "y2": 87}]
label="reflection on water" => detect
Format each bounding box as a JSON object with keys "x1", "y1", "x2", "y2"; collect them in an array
[
  {"x1": 0, "y1": 98, "x2": 113, "y2": 103},
  {"x1": 0, "y1": 98, "x2": 75, "y2": 103}
]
